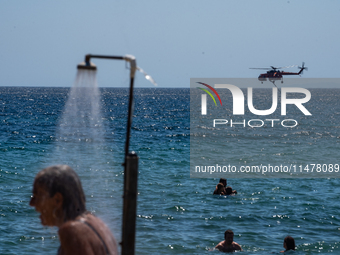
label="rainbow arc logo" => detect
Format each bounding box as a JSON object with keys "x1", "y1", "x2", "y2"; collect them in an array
[{"x1": 196, "y1": 82, "x2": 222, "y2": 106}]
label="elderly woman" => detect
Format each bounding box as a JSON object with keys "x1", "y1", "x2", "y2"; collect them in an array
[{"x1": 30, "y1": 165, "x2": 118, "y2": 255}]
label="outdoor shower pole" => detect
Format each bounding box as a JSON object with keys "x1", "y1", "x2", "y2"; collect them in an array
[
  {"x1": 82, "y1": 54, "x2": 137, "y2": 156},
  {"x1": 78, "y1": 54, "x2": 139, "y2": 255},
  {"x1": 121, "y1": 55, "x2": 139, "y2": 255}
]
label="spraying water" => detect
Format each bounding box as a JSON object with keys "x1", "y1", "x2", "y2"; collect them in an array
[
  {"x1": 58, "y1": 70, "x2": 104, "y2": 143},
  {"x1": 73, "y1": 55, "x2": 157, "y2": 254},
  {"x1": 51, "y1": 69, "x2": 119, "y2": 221},
  {"x1": 137, "y1": 66, "x2": 157, "y2": 86}
]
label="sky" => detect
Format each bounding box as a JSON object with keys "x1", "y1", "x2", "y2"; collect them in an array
[{"x1": 1, "y1": 0, "x2": 340, "y2": 87}]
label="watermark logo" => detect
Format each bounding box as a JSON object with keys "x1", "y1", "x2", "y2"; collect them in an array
[
  {"x1": 199, "y1": 83, "x2": 312, "y2": 116},
  {"x1": 190, "y1": 78, "x2": 340, "y2": 178},
  {"x1": 196, "y1": 82, "x2": 222, "y2": 115}
]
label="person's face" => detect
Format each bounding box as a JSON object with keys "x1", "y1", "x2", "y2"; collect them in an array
[
  {"x1": 30, "y1": 182, "x2": 60, "y2": 226},
  {"x1": 225, "y1": 233, "x2": 234, "y2": 245}
]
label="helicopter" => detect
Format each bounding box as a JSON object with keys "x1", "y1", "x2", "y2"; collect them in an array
[{"x1": 250, "y1": 62, "x2": 307, "y2": 85}]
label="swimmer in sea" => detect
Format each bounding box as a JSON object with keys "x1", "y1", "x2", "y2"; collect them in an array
[
  {"x1": 219, "y1": 178, "x2": 227, "y2": 187},
  {"x1": 216, "y1": 178, "x2": 237, "y2": 194},
  {"x1": 225, "y1": 186, "x2": 234, "y2": 195},
  {"x1": 215, "y1": 229, "x2": 242, "y2": 252},
  {"x1": 30, "y1": 165, "x2": 118, "y2": 255},
  {"x1": 281, "y1": 235, "x2": 295, "y2": 252},
  {"x1": 213, "y1": 183, "x2": 226, "y2": 195}
]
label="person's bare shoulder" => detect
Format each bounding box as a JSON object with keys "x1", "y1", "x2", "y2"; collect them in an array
[
  {"x1": 59, "y1": 220, "x2": 87, "y2": 241},
  {"x1": 215, "y1": 241, "x2": 225, "y2": 250},
  {"x1": 59, "y1": 221, "x2": 95, "y2": 255},
  {"x1": 83, "y1": 214, "x2": 118, "y2": 248},
  {"x1": 232, "y1": 241, "x2": 242, "y2": 251}
]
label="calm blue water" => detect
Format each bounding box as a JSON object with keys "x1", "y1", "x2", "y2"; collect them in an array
[{"x1": 0, "y1": 87, "x2": 340, "y2": 254}]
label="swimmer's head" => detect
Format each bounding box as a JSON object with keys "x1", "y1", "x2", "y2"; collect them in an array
[
  {"x1": 284, "y1": 236, "x2": 295, "y2": 251},
  {"x1": 224, "y1": 229, "x2": 234, "y2": 245},
  {"x1": 217, "y1": 183, "x2": 224, "y2": 192},
  {"x1": 32, "y1": 165, "x2": 86, "y2": 222},
  {"x1": 225, "y1": 186, "x2": 233, "y2": 195},
  {"x1": 219, "y1": 178, "x2": 227, "y2": 187}
]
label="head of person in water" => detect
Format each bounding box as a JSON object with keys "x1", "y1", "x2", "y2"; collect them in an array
[
  {"x1": 30, "y1": 165, "x2": 86, "y2": 227},
  {"x1": 283, "y1": 236, "x2": 295, "y2": 251},
  {"x1": 225, "y1": 186, "x2": 233, "y2": 195},
  {"x1": 217, "y1": 183, "x2": 225, "y2": 193},
  {"x1": 224, "y1": 229, "x2": 234, "y2": 245},
  {"x1": 219, "y1": 178, "x2": 227, "y2": 187}
]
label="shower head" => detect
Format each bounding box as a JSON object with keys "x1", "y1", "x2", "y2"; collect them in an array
[
  {"x1": 77, "y1": 54, "x2": 97, "y2": 70},
  {"x1": 77, "y1": 61, "x2": 97, "y2": 70}
]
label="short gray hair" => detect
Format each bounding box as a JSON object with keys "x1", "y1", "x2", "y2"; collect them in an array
[{"x1": 35, "y1": 165, "x2": 86, "y2": 221}]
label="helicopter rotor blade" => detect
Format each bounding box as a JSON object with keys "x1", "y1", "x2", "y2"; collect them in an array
[
  {"x1": 280, "y1": 65, "x2": 298, "y2": 69},
  {"x1": 297, "y1": 62, "x2": 308, "y2": 74},
  {"x1": 298, "y1": 62, "x2": 307, "y2": 70},
  {"x1": 250, "y1": 64, "x2": 300, "y2": 71},
  {"x1": 270, "y1": 66, "x2": 282, "y2": 70},
  {"x1": 249, "y1": 68, "x2": 271, "y2": 70}
]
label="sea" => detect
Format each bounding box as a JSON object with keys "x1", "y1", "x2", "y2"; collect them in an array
[{"x1": 1, "y1": 76, "x2": 340, "y2": 254}]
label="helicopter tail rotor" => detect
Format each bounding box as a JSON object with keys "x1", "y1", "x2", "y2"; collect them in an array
[{"x1": 298, "y1": 62, "x2": 308, "y2": 74}]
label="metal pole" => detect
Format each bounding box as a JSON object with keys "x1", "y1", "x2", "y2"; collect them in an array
[
  {"x1": 124, "y1": 76, "x2": 134, "y2": 159},
  {"x1": 121, "y1": 152, "x2": 139, "y2": 255},
  {"x1": 79, "y1": 54, "x2": 138, "y2": 255},
  {"x1": 121, "y1": 56, "x2": 137, "y2": 255}
]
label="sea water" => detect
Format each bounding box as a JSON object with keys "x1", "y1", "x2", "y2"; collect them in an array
[{"x1": 0, "y1": 87, "x2": 340, "y2": 254}]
